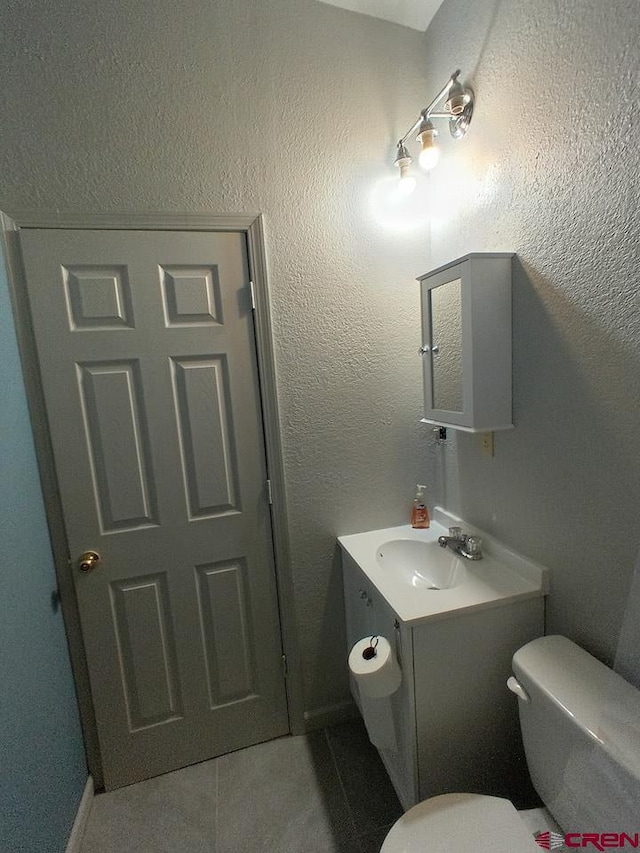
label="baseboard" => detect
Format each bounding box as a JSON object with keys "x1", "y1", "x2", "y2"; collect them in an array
[
  {"x1": 303, "y1": 700, "x2": 359, "y2": 732},
  {"x1": 65, "y1": 776, "x2": 94, "y2": 853}
]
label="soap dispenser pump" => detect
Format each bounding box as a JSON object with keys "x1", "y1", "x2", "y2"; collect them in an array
[{"x1": 411, "y1": 484, "x2": 430, "y2": 529}]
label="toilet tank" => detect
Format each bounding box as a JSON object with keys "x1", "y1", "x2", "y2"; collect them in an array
[{"x1": 512, "y1": 635, "x2": 640, "y2": 832}]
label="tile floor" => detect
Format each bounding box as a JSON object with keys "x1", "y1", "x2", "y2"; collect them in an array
[{"x1": 80, "y1": 720, "x2": 403, "y2": 853}]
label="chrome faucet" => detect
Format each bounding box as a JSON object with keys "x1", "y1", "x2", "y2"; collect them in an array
[{"x1": 438, "y1": 526, "x2": 483, "y2": 561}]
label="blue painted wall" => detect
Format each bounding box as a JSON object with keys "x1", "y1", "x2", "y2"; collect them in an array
[{"x1": 0, "y1": 244, "x2": 87, "y2": 852}]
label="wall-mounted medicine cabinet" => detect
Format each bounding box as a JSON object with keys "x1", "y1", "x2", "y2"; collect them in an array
[{"x1": 418, "y1": 253, "x2": 513, "y2": 432}]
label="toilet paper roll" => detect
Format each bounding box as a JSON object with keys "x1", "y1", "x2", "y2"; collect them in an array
[
  {"x1": 359, "y1": 695, "x2": 397, "y2": 752},
  {"x1": 348, "y1": 636, "x2": 402, "y2": 699}
]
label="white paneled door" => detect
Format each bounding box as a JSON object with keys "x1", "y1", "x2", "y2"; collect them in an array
[{"x1": 20, "y1": 229, "x2": 289, "y2": 789}]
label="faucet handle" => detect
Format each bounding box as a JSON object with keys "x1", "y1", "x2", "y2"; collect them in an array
[
  {"x1": 448, "y1": 526, "x2": 464, "y2": 541},
  {"x1": 465, "y1": 535, "x2": 483, "y2": 556}
]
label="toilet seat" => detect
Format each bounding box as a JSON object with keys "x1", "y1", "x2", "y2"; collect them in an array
[{"x1": 380, "y1": 793, "x2": 540, "y2": 852}]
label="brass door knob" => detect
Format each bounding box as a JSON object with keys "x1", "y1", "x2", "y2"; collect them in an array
[{"x1": 78, "y1": 551, "x2": 100, "y2": 572}]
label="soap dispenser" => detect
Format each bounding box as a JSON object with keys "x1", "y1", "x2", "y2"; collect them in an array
[{"x1": 411, "y1": 484, "x2": 430, "y2": 529}]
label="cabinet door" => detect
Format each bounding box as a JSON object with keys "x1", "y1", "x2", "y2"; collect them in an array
[
  {"x1": 342, "y1": 553, "x2": 379, "y2": 649},
  {"x1": 420, "y1": 260, "x2": 473, "y2": 429},
  {"x1": 341, "y1": 553, "x2": 419, "y2": 809},
  {"x1": 367, "y1": 587, "x2": 419, "y2": 810},
  {"x1": 419, "y1": 254, "x2": 512, "y2": 432}
]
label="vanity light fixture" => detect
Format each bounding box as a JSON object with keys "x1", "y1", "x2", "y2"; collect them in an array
[{"x1": 394, "y1": 69, "x2": 474, "y2": 192}]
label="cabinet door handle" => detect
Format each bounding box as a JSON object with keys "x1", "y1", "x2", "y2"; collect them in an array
[
  {"x1": 419, "y1": 345, "x2": 430, "y2": 355},
  {"x1": 431, "y1": 344, "x2": 440, "y2": 354}
]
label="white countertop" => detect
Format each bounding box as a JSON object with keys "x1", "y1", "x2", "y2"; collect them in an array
[{"x1": 338, "y1": 507, "x2": 548, "y2": 626}]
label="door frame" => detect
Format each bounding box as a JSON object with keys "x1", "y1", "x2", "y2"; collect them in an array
[{"x1": 0, "y1": 211, "x2": 305, "y2": 789}]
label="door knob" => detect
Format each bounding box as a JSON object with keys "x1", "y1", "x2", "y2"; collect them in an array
[{"x1": 78, "y1": 551, "x2": 101, "y2": 572}]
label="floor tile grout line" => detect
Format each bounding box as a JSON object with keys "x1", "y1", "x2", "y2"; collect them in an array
[{"x1": 323, "y1": 727, "x2": 363, "y2": 850}]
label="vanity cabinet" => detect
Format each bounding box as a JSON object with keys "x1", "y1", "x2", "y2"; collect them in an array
[
  {"x1": 418, "y1": 253, "x2": 513, "y2": 432},
  {"x1": 342, "y1": 549, "x2": 543, "y2": 810}
]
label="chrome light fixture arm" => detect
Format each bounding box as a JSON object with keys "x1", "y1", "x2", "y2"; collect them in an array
[{"x1": 398, "y1": 70, "x2": 466, "y2": 146}]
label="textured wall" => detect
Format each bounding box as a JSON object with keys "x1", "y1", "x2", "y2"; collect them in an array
[
  {"x1": 0, "y1": 0, "x2": 434, "y2": 716},
  {"x1": 421, "y1": 0, "x2": 640, "y2": 676},
  {"x1": 6, "y1": 0, "x2": 635, "y2": 727},
  {"x1": 0, "y1": 247, "x2": 87, "y2": 850}
]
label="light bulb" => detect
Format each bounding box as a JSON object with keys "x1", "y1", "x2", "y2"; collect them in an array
[
  {"x1": 398, "y1": 173, "x2": 417, "y2": 195},
  {"x1": 416, "y1": 119, "x2": 439, "y2": 172},
  {"x1": 394, "y1": 142, "x2": 416, "y2": 195},
  {"x1": 418, "y1": 144, "x2": 440, "y2": 171}
]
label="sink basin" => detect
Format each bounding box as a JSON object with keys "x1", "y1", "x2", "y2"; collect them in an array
[
  {"x1": 338, "y1": 508, "x2": 548, "y2": 625},
  {"x1": 376, "y1": 539, "x2": 469, "y2": 589}
]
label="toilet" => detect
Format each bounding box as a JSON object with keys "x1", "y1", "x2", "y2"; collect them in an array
[{"x1": 381, "y1": 635, "x2": 640, "y2": 852}]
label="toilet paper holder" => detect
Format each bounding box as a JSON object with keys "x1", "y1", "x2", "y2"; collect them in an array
[{"x1": 362, "y1": 636, "x2": 379, "y2": 660}]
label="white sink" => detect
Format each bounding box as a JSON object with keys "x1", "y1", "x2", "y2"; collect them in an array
[
  {"x1": 338, "y1": 507, "x2": 548, "y2": 625},
  {"x1": 376, "y1": 539, "x2": 469, "y2": 589}
]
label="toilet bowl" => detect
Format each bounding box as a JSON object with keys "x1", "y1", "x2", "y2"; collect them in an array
[
  {"x1": 381, "y1": 635, "x2": 640, "y2": 852},
  {"x1": 381, "y1": 792, "x2": 540, "y2": 852}
]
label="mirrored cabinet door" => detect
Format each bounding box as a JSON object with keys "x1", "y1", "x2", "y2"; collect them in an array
[
  {"x1": 418, "y1": 254, "x2": 513, "y2": 432},
  {"x1": 429, "y1": 276, "x2": 463, "y2": 413}
]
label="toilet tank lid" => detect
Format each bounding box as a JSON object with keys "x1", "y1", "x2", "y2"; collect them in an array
[{"x1": 513, "y1": 635, "x2": 640, "y2": 773}]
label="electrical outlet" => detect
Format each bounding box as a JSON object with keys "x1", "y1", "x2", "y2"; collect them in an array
[{"x1": 480, "y1": 431, "x2": 495, "y2": 457}]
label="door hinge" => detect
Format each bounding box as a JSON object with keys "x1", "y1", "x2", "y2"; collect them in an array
[
  {"x1": 249, "y1": 280, "x2": 257, "y2": 311},
  {"x1": 266, "y1": 478, "x2": 273, "y2": 505},
  {"x1": 281, "y1": 654, "x2": 288, "y2": 678}
]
